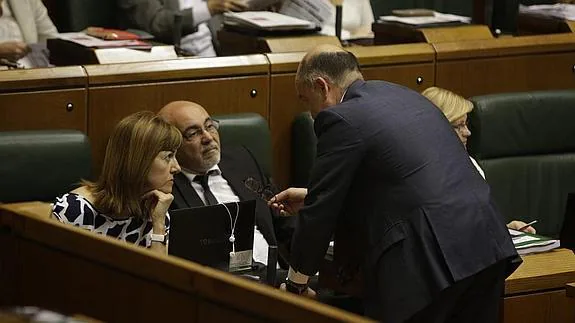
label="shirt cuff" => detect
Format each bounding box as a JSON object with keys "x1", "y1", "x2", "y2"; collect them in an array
[
  {"x1": 192, "y1": 2, "x2": 212, "y2": 26},
  {"x1": 288, "y1": 267, "x2": 310, "y2": 284}
]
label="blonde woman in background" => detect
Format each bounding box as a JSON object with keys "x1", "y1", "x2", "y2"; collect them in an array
[{"x1": 422, "y1": 86, "x2": 536, "y2": 234}]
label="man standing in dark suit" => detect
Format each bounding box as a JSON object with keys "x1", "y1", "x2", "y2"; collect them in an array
[
  {"x1": 271, "y1": 45, "x2": 520, "y2": 323},
  {"x1": 158, "y1": 101, "x2": 294, "y2": 269}
]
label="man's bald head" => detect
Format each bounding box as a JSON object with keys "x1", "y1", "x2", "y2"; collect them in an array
[
  {"x1": 158, "y1": 101, "x2": 221, "y2": 174},
  {"x1": 158, "y1": 101, "x2": 206, "y2": 125},
  {"x1": 294, "y1": 45, "x2": 363, "y2": 117},
  {"x1": 296, "y1": 44, "x2": 362, "y2": 89}
]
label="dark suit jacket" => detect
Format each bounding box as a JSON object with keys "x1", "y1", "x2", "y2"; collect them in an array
[
  {"x1": 117, "y1": 0, "x2": 201, "y2": 44},
  {"x1": 290, "y1": 80, "x2": 519, "y2": 323},
  {"x1": 170, "y1": 145, "x2": 295, "y2": 264}
]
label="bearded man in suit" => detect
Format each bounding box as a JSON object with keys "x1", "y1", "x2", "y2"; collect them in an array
[{"x1": 158, "y1": 101, "x2": 294, "y2": 272}]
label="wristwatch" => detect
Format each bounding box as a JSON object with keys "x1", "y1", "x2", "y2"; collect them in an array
[
  {"x1": 284, "y1": 279, "x2": 309, "y2": 295},
  {"x1": 150, "y1": 232, "x2": 168, "y2": 245}
]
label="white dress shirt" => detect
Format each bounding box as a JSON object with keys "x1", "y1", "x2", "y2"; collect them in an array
[
  {"x1": 0, "y1": 1, "x2": 32, "y2": 67},
  {"x1": 470, "y1": 156, "x2": 486, "y2": 179},
  {"x1": 178, "y1": 0, "x2": 216, "y2": 57},
  {"x1": 320, "y1": 0, "x2": 375, "y2": 40},
  {"x1": 182, "y1": 166, "x2": 272, "y2": 265}
]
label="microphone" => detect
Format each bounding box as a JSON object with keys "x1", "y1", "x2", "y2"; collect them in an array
[{"x1": 266, "y1": 245, "x2": 278, "y2": 286}]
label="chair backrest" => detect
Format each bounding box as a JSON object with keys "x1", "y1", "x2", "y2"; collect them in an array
[
  {"x1": 214, "y1": 113, "x2": 273, "y2": 179},
  {"x1": 469, "y1": 90, "x2": 575, "y2": 237},
  {"x1": 0, "y1": 130, "x2": 91, "y2": 203},
  {"x1": 291, "y1": 112, "x2": 316, "y2": 187}
]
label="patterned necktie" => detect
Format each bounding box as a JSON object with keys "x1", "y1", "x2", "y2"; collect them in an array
[{"x1": 194, "y1": 171, "x2": 219, "y2": 206}]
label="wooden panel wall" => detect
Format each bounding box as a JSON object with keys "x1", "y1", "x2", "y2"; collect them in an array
[
  {"x1": 434, "y1": 34, "x2": 575, "y2": 98},
  {"x1": 0, "y1": 66, "x2": 87, "y2": 132},
  {"x1": 504, "y1": 290, "x2": 575, "y2": 323},
  {"x1": 1, "y1": 35, "x2": 575, "y2": 185}
]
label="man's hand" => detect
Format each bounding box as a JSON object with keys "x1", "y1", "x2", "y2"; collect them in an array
[
  {"x1": 280, "y1": 283, "x2": 317, "y2": 299},
  {"x1": 268, "y1": 187, "x2": 307, "y2": 216},
  {"x1": 207, "y1": 0, "x2": 248, "y2": 15},
  {"x1": 0, "y1": 41, "x2": 30, "y2": 62}
]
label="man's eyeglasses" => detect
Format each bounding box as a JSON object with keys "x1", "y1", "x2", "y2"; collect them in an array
[
  {"x1": 182, "y1": 119, "x2": 220, "y2": 141},
  {"x1": 243, "y1": 177, "x2": 278, "y2": 202}
]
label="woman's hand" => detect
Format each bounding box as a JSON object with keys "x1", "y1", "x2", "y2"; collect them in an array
[
  {"x1": 142, "y1": 189, "x2": 173, "y2": 227},
  {"x1": 268, "y1": 187, "x2": 307, "y2": 216}
]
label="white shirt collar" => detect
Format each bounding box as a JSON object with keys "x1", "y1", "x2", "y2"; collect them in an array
[
  {"x1": 340, "y1": 87, "x2": 349, "y2": 103},
  {"x1": 181, "y1": 164, "x2": 221, "y2": 184}
]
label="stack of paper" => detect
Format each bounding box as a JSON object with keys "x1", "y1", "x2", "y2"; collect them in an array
[
  {"x1": 509, "y1": 229, "x2": 560, "y2": 255},
  {"x1": 223, "y1": 11, "x2": 316, "y2": 31},
  {"x1": 519, "y1": 4, "x2": 575, "y2": 21},
  {"x1": 57, "y1": 32, "x2": 150, "y2": 49},
  {"x1": 378, "y1": 11, "x2": 470, "y2": 27},
  {"x1": 279, "y1": 0, "x2": 333, "y2": 26}
]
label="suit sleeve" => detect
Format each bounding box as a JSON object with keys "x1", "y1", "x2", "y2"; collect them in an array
[
  {"x1": 117, "y1": 0, "x2": 199, "y2": 42},
  {"x1": 32, "y1": 0, "x2": 58, "y2": 41},
  {"x1": 290, "y1": 109, "x2": 365, "y2": 276}
]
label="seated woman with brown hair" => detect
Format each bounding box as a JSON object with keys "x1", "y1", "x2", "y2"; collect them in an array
[
  {"x1": 52, "y1": 111, "x2": 182, "y2": 255},
  {"x1": 421, "y1": 86, "x2": 536, "y2": 234}
]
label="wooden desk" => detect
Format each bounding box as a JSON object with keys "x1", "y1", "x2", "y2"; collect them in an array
[
  {"x1": 218, "y1": 30, "x2": 341, "y2": 56},
  {"x1": 504, "y1": 249, "x2": 575, "y2": 323},
  {"x1": 0, "y1": 202, "x2": 374, "y2": 323},
  {"x1": 434, "y1": 33, "x2": 575, "y2": 98},
  {"x1": 84, "y1": 55, "x2": 270, "y2": 176},
  {"x1": 373, "y1": 22, "x2": 493, "y2": 45},
  {"x1": 267, "y1": 43, "x2": 435, "y2": 188},
  {"x1": 0, "y1": 66, "x2": 87, "y2": 133}
]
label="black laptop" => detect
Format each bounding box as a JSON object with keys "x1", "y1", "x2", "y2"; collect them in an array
[
  {"x1": 168, "y1": 200, "x2": 256, "y2": 272},
  {"x1": 560, "y1": 193, "x2": 575, "y2": 252}
]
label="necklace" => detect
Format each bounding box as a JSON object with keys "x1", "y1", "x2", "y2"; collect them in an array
[{"x1": 222, "y1": 202, "x2": 240, "y2": 254}]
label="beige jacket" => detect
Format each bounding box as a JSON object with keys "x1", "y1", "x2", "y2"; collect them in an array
[{"x1": 7, "y1": 0, "x2": 58, "y2": 43}]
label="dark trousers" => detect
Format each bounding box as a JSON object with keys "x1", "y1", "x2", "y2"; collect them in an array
[{"x1": 406, "y1": 259, "x2": 508, "y2": 323}]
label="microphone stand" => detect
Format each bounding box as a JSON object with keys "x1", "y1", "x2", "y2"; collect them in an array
[{"x1": 331, "y1": 0, "x2": 345, "y2": 45}]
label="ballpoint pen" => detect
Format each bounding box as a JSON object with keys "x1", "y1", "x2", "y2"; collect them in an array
[{"x1": 517, "y1": 220, "x2": 538, "y2": 232}]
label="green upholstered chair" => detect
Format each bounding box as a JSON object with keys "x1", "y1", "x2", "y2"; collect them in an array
[
  {"x1": 0, "y1": 130, "x2": 91, "y2": 203},
  {"x1": 469, "y1": 90, "x2": 575, "y2": 237},
  {"x1": 214, "y1": 113, "x2": 272, "y2": 179}
]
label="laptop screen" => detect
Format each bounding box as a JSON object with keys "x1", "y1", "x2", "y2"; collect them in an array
[
  {"x1": 560, "y1": 193, "x2": 575, "y2": 252},
  {"x1": 168, "y1": 200, "x2": 256, "y2": 272}
]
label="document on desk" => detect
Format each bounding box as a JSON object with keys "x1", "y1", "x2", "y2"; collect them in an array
[
  {"x1": 509, "y1": 228, "x2": 560, "y2": 255},
  {"x1": 519, "y1": 4, "x2": 575, "y2": 21},
  {"x1": 378, "y1": 12, "x2": 470, "y2": 26},
  {"x1": 57, "y1": 32, "x2": 151, "y2": 49},
  {"x1": 26, "y1": 43, "x2": 51, "y2": 68},
  {"x1": 279, "y1": 0, "x2": 332, "y2": 26},
  {"x1": 223, "y1": 11, "x2": 315, "y2": 30}
]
